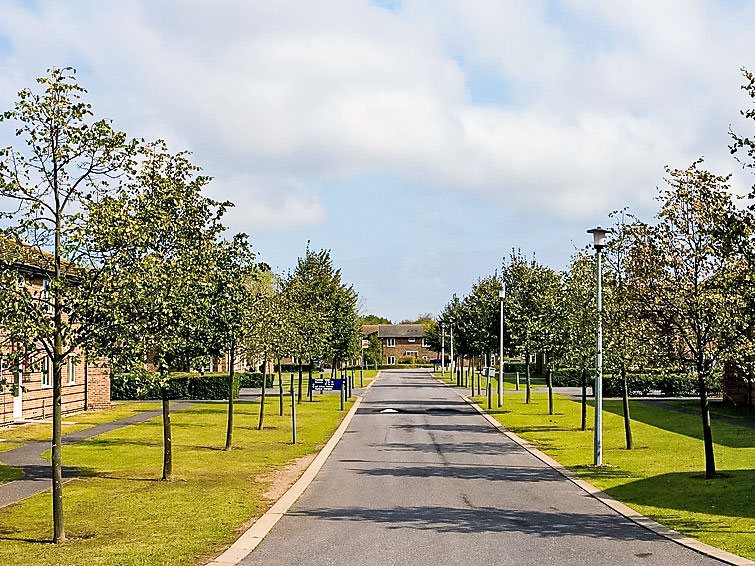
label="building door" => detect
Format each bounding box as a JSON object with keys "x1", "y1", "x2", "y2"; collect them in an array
[{"x1": 12, "y1": 368, "x2": 22, "y2": 420}]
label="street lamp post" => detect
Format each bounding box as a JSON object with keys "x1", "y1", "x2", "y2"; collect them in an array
[
  {"x1": 498, "y1": 284, "x2": 506, "y2": 407},
  {"x1": 441, "y1": 323, "x2": 446, "y2": 377},
  {"x1": 450, "y1": 326, "x2": 455, "y2": 385},
  {"x1": 587, "y1": 226, "x2": 608, "y2": 466}
]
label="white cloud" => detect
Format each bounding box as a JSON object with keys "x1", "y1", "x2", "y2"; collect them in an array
[{"x1": 1, "y1": 0, "x2": 754, "y2": 231}]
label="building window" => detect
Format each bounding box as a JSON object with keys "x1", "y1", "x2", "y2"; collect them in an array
[
  {"x1": 405, "y1": 350, "x2": 418, "y2": 357},
  {"x1": 422, "y1": 338, "x2": 428, "y2": 347},
  {"x1": 41, "y1": 356, "x2": 52, "y2": 388},
  {"x1": 42, "y1": 278, "x2": 53, "y2": 313},
  {"x1": 422, "y1": 355, "x2": 429, "y2": 360},
  {"x1": 407, "y1": 338, "x2": 415, "y2": 343},
  {"x1": 386, "y1": 338, "x2": 395, "y2": 347},
  {"x1": 67, "y1": 356, "x2": 75, "y2": 384},
  {"x1": 387, "y1": 356, "x2": 396, "y2": 365}
]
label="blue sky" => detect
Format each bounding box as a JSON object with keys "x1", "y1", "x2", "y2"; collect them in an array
[{"x1": 1, "y1": 1, "x2": 754, "y2": 321}]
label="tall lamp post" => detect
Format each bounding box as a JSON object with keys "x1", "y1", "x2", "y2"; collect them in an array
[
  {"x1": 441, "y1": 323, "x2": 446, "y2": 377},
  {"x1": 450, "y1": 326, "x2": 455, "y2": 385},
  {"x1": 587, "y1": 226, "x2": 608, "y2": 466},
  {"x1": 498, "y1": 284, "x2": 506, "y2": 407}
]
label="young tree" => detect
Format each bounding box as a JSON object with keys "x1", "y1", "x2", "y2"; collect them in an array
[
  {"x1": 199, "y1": 235, "x2": 261, "y2": 450},
  {"x1": 561, "y1": 251, "x2": 596, "y2": 430},
  {"x1": 283, "y1": 246, "x2": 341, "y2": 401},
  {"x1": 626, "y1": 160, "x2": 748, "y2": 478},
  {"x1": 84, "y1": 141, "x2": 227, "y2": 481},
  {"x1": 0, "y1": 68, "x2": 135, "y2": 542}
]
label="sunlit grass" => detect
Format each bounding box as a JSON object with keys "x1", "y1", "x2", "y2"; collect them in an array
[
  {"x1": 466, "y1": 390, "x2": 754, "y2": 560},
  {"x1": 0, "y1": 394, "x2": 353, "y2": 565}
]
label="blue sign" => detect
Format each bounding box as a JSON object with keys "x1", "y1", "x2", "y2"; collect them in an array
[{"x1": 311, "y1": 378, "x2": 342, "y2": 391}]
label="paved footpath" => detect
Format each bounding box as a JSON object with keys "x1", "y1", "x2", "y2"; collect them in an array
[
  {"x1": 0, "y1": 400, "x2": 196, "y2": 508},
  {"x1": 242, "y1": 370, "x2": 725, "y2": 566}
]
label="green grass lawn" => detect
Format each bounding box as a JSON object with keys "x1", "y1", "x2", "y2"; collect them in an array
[
  {"x1": 0, "y1": 402, "x2": 161, "y2": 443},
  {"x1": 0, "y1": 394, "x2": 354, "y2": 565},
  {"x1": 0, "y1": 402, "x2": 161, "y2": 486},
  {"x1": 435, "y1": 371, "x2": 546, "y2": 390},
  {"x1": 465, "y1": 390, "x2": 754, "y2": 561}
]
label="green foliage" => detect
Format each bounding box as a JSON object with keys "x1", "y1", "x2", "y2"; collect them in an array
[
  {"x1": 360, "y1": 314, "x2": 391, "y2": 325},
  {"x1": 111, "y1": 372, "x2": 241, "y2": 400}
]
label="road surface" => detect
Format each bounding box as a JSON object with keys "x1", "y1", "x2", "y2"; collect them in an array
[{"x1": 242, "y1": 370, "x2": 724, "y2": 565}]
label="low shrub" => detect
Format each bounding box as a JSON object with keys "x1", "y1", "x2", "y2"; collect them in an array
[
  {"x1": 111, "y1": 372, "x2": 240, "y2": 400},
  {"x1": 273, "y1": 363, "x2": 315, "y2": 373},
  {"x1": 238, "y1": 372, "x2": 275, "y2": 388},
  {"x1": 377, "y1": 363, "x2": 433, "y2": 369},
  {"x1": 551, "y1": 367, "x2": 723, "y2": 397}
]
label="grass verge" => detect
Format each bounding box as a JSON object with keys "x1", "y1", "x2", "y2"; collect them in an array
[
  {"x1": 0, "y1": 394, "x2": 354, "y2": 565},
  {"x1": 465, "y1": 389, "x2": 754, "y2": 561}
]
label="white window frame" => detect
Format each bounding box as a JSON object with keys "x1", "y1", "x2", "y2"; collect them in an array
[
  {"x1": 407, "y1": 337, "x2": 415, "y2": 343},
  {"x1": 405, "y1": 350, "x2": 418, "y2": 357},
  {"x1": 422, "y1": 355, "x2": 429, "y2": 360},
  {"x1": 422, "y1": 338, "x2": 428, "y2": 347},
  {"x1": 67, "y1": 356, "x2": 76, "y2": 384},
  {"x1": 386, "y1": 338, "x2": 395, "y2": 347},
  {"x1": 42, "y1": 278, "x2": 53, "y2": 313},
  {"x1": 41, "y1": 355, "x2": 52, "y2": 388},
  {"x1": 387, "y1": 356, "x2": 396, "y2": 365}
]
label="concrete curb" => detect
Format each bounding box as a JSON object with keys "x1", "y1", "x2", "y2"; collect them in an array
[
  {"x1": 207, "y1": 373, "x2": 380, "y2": 566},
  {"x1": 439, "y1": 378, "x2": 753, "y2": 566}
]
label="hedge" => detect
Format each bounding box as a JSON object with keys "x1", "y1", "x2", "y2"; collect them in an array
[
  {"x1": 238, "y1": 372, "x2": 275, "y2": 388},
  {"x1": 273, "y1": 363, "x2": 315, "y2": 373},
  {"x1": 551, "y1": 368, "x2": 722, "y2": 397},
  {"x1": 111, "y1": 372, "x2": 240, "y2": 400},
  {"x1": 377, "y1": 363, "x2": 433, "y2": 369}
]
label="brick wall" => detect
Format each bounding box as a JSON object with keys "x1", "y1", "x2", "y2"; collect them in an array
[
  {"x1": 381, "y1": 337, "x2": 438, "y2": 364},
  {"x1": 723, "y1": 362, "x2": 754, "y2": 406}
]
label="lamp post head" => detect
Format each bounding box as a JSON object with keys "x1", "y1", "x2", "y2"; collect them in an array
[
  {"x1": 499, "y1": 283, "x2": 506, "y2": 299},
  {"x1": 587, "y1": 226, "x2": 608, "y2": 250}
]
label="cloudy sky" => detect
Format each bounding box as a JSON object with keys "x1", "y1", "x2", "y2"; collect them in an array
[{"x1": 1, "y1": 0, "x2": 754, "y2": 320}]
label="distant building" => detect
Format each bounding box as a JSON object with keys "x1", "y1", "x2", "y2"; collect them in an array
[
  {"x1": 0, "y1": 242, "x2": 110, "y2": 426},
  {"x1": 362, "y1": 324, "x2": 437, "y2": 365}
]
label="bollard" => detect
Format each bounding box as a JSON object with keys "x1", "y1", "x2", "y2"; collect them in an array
[
  {"x1": 340, "y1": 373, "x2": 345, "y2": 411},
  {"x1": 516, "y1": 371, "x2": 520, "y2": 390},
  {"x1": 308, "y1": 372, "x2": 313, "y2": 402},
  {"x1": 290, "y1": 375, "x2": 296, "y2": 444}
]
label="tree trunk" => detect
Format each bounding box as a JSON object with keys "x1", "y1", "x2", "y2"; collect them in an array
[
  {"x1": 224, "y1": 348, "x2": 236, "y2": 451},
  {"x1": 297, "y1": 361, "x2": 303, "y2": 404},
  {"x1": 547, "y1": 367, "x2": 554, "y2": 415},
  {"x1": 308, "y1": 360, "x2": 313, "y2": 402},
  {"x1": 621, "y1": 363, "x2": 633, "y2": 450},
  {"x1": 161, "y1": 385, "x2": 172, "y2": 480},
  {"x1": 278, "y1": 359, "x2": 284, "y2": 416},
  {"x1": 580, "y1": 366, "x2": 587, "y2": 431},
  {"x1": 697, "y1": 364, "x2": 716, "y2": 478},
  {"x1": 51, "y1": 350, "x2": 65, "y2": 542},
  {"x1": 258, "y1": 355, "x2": 267, "y2": 431},
  {"x1": 476, "y1": 357, "x2": 481, "y2": 396},
  {"x1": 525, "y1": 353, "x2": 531, "y2": 404}
]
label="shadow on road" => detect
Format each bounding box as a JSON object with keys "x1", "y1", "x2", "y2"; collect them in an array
[{"x1": 289, "y1": 505, "x2": 654, "y2": 540}]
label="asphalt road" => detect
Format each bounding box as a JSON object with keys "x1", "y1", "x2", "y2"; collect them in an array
[{"x1": 242, "y1": 370, "x2": 724, "y2": 566}]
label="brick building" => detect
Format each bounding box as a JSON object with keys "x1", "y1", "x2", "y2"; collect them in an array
[
  {"x1": 362, "y1": 324, "x2": 438, "y2": 365},
  {"x1": 1, "y1": 245, "x2": 110, "y2": 426}
]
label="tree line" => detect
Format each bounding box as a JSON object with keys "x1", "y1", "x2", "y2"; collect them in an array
[
  {"x1": 0, "y1": 68, "x2": 361, "y2": 542},
  {"x1": 430, "y1": 68, "x2": 755, "y2": 481}
]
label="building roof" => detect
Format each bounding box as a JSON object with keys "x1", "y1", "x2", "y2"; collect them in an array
[
  {"x1": 377, "y1": 324, "x2": 425, "y2": 339},
  {"x1": 361, "y1": 324, "x2": 380, "y2": 337}
]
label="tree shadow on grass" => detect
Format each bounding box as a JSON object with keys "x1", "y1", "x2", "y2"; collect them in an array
[
  {"x1": 602, "y1": 401, "x2": 754, "y2": 449},
  {"x1": 603, "y1": 469, "x2": 755, "y2": 520}
]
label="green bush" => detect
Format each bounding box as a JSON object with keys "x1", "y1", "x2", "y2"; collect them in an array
[
  {"x1": 377, "y1": 363, "x2": 433, "y2": 369},
  {"x1": 111, "y1": 372, "x2": 240, "y2": 400},
  {"x1": 237, "y1": 372, "x2": 275, "y2": 388},
  {"x1": 551, "y1": 367, "x2": 723, "y2": 397},
  {"x1": 273, "y1": 363, "x2": 314, "y2": 373}
]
